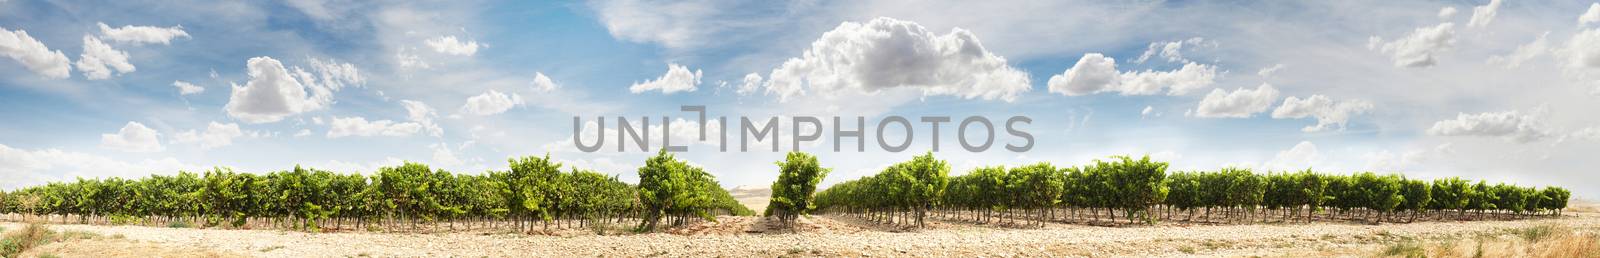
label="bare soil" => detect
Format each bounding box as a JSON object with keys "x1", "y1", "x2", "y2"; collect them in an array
[{"x1": 5, "y1": 203, "x2": 1598, "y2": 257}]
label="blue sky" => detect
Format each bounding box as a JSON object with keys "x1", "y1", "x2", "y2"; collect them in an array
[{"x1": 3, "y1": 0, "x2": 1599, "y2": 198}]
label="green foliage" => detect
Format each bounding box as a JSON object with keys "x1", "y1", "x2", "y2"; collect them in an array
[
  {"x1": 766, "y1": 151, "x2": 831, "y2": 226},
  {"x1": 636, "y1": 149, "x2": 752, "y2": 230}
]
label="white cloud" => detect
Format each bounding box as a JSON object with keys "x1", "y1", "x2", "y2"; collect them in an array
[
  {"x1": 303, "y1": 57, "x2": 364, "y2": 91},
  {"x1": 1264, "y1": 141, "x2": 1321, "y2": 171},
  {"x1": 100, "y1": 121, "x2": 163, "y2": 153},
  {"x1": 224, "y1": 56, "x2": 361, "y2": 123},
  {"x1": 1132, "y1": 37, "x2": 1209, "y2": 64},
  {"x1": 1049, "y1": 53, "x2": 1119, "y2": 96},
  {"x1": 459, "y1": 89, "x2": 523, "y2": 116},
  {"x1": 1560, "y1": 29, "x2": 1600, "y2": 69},
  {"x1": 326, "y1": 116, "x2": 424, "y2": 138},
  {"x1": 1048, "y1": 53, "x2": 1217, "y2": 96},
  {"x1": 1487, "y1": 32, "x2": 1549, "y2": 69},
  {"x1": 1119, "y1": 62, "x2": 1218, "y2": 95},
  {"x1": 424, "y1": 35, "x2": 480, "y2": 56},
  {"x1": 588, "y1": 0, "x2": 721, "y2": 49},
  {"x1": 1370, "y1": 23, "x2": 1456, "y2": 68},
  {"x1": 530, "y1": 72, "x2": 559, "y2": 92},
  {"x1": 0, "y1": 27, "x2": 72, "y2": 79},
  {"x1": 1363, "y1": 143, "x2": 1453, "y2": 172},
  {"x1": 1467, "y1": 0, "x2": 1503, "y2": 28},
  {"x1": 629, "y1": 63, "x2": 701, "y2": 94},
  {"x1": 75, "y1": 36, "x2": 136, "y2": 80},
  {"x1": 1194, "y1": 83, "x2": 1280, "y2": 118},
  {"x1": 1257, "y1": 64, "x2": 1285, "y2": 78},
  {"x1": 1140, "y1": 106, "x2": 1156, "y2": 119},
  {"x1": 430, "y1": 143, "x2": 463, "y2": 166},
  {"x1": 294, "y1": 129, "x2": 312, "y2": 137},
  {"x1": 1426, "y1": 110, "x2": 1551, "y2": 143},
  {"x1": 400, "y1": 100, "x2": 443, "y2": 137},
  {"x1": 172, "y1": 122, "x2": 249, "y2": 149},
  {"x1": 0, "y1": 143, "x2": 199, "y2": 189},
  {"x1": 396, "y1": 46, "x2": 430, "y2": 70},
  {"x1": 1582, "y1": 4, "x2": 1600, "y2": 26},
  {"x1": 1270, "y1": 95, "x2": 1375, "y2": 132},
  {"x1": 173, "y1": 80, "x2": 204, "y2": 95},
  {"x1": 735, "y1": 73, "x2": 762, "y2": 96},
  {"x1": 1572, "y1": 127, "x2": 1600, "y2": 141},
  {"x1": 96, "y1": 22, "x2": 189, "y2": 45},
  {"x1": 1555, "y1": 29, "x2": 1600, "y2": 95},
  {"x1": 1439, "y1": 6, "x2": 1458, "y2": 19},
  {"x1": 761, "y1": 17, "x2": 1031, "y2": 102}
]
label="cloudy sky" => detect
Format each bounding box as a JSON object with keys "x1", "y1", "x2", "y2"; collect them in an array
[{"x1": 3, "y1": 0, "x2": 1598, "y2": 198}]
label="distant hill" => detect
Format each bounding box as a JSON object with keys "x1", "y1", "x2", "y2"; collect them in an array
[{"x1": 728, "y1": 184, "x2": 771, "y2": 214}]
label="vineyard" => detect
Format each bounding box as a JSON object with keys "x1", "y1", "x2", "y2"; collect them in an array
[
  {"x1": 815, "y1": 154, "x2": 1572, "y2": 229},
  {"x1": 0, "y1": 151, "x2": 1573, "y2": 235},
  {"x1": 0, "y1": 150, "x2": 751, "y2": 233}
]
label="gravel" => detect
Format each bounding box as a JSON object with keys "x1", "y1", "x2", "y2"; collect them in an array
[{"x1": 4, "y1": 212, "x2": 1597, "y2": 257}]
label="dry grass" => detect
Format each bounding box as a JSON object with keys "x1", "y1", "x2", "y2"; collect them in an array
[
  {"x1": 1376, "y1": 224, "x2": 1600, "y2": 258},
  {"x1": 1, "y1": 223, "x2": 58, "y2": 257}
]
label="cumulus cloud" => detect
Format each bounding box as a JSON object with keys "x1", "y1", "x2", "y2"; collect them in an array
[
  {"x1": 1119, "y1": 62, "x2": 1218, "y2": 95},
  {"x1": 224, "y1": 56, "x2": 362, "y2": 123},
  {"x1": 735, "y1": 73, "x2": 762, "y2": 96},
  {"x1": 0, "y1": 27, "x2": 72, "y2": 79},
  {"x1": 424, "y1": 35, "x2": 480, "y2": 56},
  {"x1": 629, "y1": 63, "x2": 701, "y2": 94},
  {"x1": 760, "y1": 17, "x2": 1032, "y2": 102},
  {"x1": 459, "y1": 89, "x2": 523, "y2": 116},
  {"x1": 1439, "y1": 6, "x2": 1458, "y2": 19},
  {"x1": 1426, "y1": 110, "x2": 1551, "y2": 143},
  {"x1": 1583, "y1": 4, "x2": 1600, "y2": 26},
  {"x1": 1264, "y1": 141, "x2": 1321, "y2": 171},
  {"x1": 1133, "y1": 37, "x2": 1210, "y2": 64},
  {"x1": 430, "y1": 143, "x2": 463, "y2": 166},
  {"x1": 1370, "y1": 23, "x2": 1456, "y2": 68},
  {"x1": 530, "y1": 72, "x2": 559, "y2": 92},
  {"x1": 1363, "y1": 144, "x2": 1454, "y2": 172},
  {"x1": 75, "y1": 36, "x2": 136, "y2": 80},
  {"x1": 1049, "y1": 53, "x2": 1119, "y2": 96},
  {"x1": 400, "y1": 100, "x2": 443, "y2": 137},
  {"x1": 1555, "y1": 29, "x2": 1600, "y2": 95},
  {"x1": 173, "y1": 80, "x2": 204, "y2": 95},
  {"x1": 1140, "y1": 106, "x2": 1157, "y2": 119},
  {"x1": 1048, "y1": 53, "x2": 1217, "y2": 96},
  {"x1": 96, "y1": 22, "x2": 189, "y2": 45},
  {"x1": 1487, "y1": 32, "x2": 1549, "y2": 69},
  {"x1": 327, "y1": 116, "x2": 425, "y2": 138},
  {"x1": 1270, "y1": 95, "x2": 1375, "y2": 132},
  {"x1": 172, "y1": 122, "x2": 251, "y2": 149},
  {"x1": 1, "y1": 143, "x2": 199, "y2": 189},
  {"x1": 1468, "y1": 0, "x2": 1503, "y2": 28},
  {"x1": 100, "y1": 121, "x2": 163, "y2": 153},
  {"x1": 1194, "y1": 84, "x2": 1280, "y2": 118}
]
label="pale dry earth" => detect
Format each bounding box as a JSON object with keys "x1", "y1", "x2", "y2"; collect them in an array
[{"x1": 0, "y1": 212, "x2": 1594, "y2": 257}]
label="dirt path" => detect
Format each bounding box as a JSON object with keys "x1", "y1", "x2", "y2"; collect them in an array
[{"x1": 4, "y1": 212, "x2": 1598, "y2": 257}]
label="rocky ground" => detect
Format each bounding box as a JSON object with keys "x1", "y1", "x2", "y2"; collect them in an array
[{"x1": 1, "y1": 211, "x2": 1596, "y2": 258}]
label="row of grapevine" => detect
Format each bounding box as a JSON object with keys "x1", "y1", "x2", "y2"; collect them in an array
[
  {"x1": 764, "y1": 152, "x2": 831, "y2": 227},
  {"x1": 0, "y1": 150, "x2": 753, "y2": 233},
  {"x1": 812, "y1": 152, "x2": 951, "y2": 228},
  {"x1": 816, "y1": 154, "x2": 1571, "y2": 228}
]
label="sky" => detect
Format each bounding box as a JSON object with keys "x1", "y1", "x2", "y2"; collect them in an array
[{"x1": 2, "y1": 0, "x2": 1599, "y2": 198}]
